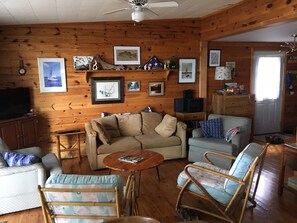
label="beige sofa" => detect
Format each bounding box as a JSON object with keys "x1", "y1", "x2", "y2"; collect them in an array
[{"x1": 85, "y1": 112, "x2": 187, "y2": 170}]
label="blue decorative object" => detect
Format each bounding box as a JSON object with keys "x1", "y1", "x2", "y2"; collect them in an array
[
  {"x1": 199, "y1": 118, "x2": 224, "y2": 139},
  {"x1": 143, "y1": 56, "x2": 163, "y2": 70}
]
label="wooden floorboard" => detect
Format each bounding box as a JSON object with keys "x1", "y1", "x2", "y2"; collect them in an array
[{"x1": 1, "y1": 142, "x2": 297, "y2": 223}]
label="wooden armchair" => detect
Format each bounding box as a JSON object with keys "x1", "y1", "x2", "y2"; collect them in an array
[
  {"x1": 176, "y1": 143, "x2": 268, "y2": 223},
  {"x1": 38, "y1": 174, "x2": 137, "y2": 223}
]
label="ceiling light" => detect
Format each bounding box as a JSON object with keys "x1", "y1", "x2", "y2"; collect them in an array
[
  {"x1": 131, "y1": 10, "x2": 144, "y2": 22},
  {"x1": 281, "y1": 34, "x2": 297, "y2": 54}
]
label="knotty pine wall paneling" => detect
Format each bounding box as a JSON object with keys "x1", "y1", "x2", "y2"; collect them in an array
[{"x1": 0, "y1": 19, "x2": 201, "y2": 154}]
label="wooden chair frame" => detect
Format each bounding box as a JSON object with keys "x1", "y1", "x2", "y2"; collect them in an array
[
  {"x1": 38, "y1": 186, "x2": 122, "y2": 223},
  {"x1": 176, "y1": 144, "x2": 268, "y2": 223}
]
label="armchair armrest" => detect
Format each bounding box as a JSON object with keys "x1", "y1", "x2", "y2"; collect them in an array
[
  {"x1": 85, "y1": 122, "x2": 99, "y2": 170},
  {"x1": 175, "y1": 121, "x2": 187, "y2": 158},
  {"x1": 231, "y1": 131, "x2": 251, "y2": 155},
  {"x1": 192, "y1": 128, "x2": 204, "y2": 138},
  {"x1": 204, "y1": 151, "x2": 236, "y2": 166}
]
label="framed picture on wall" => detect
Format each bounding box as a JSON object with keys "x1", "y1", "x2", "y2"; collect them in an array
[
  {"x1": 113, "y1": 46, "x2": 141, "y2": 65},
  {"x1": 148, "y1": 81, "x2": 164, "y2": 96},
  {"x1": 127, "y1": 81, "x2": 140, "y2": 92},
  {"x1": 178, "y1": 58, "x2": 196, "y2": 83},
  {"x1": 37, "y1": 58, "x2": 67, "y2": 93},
  {"x1": 208, "y1": 49, "x2": 221, "y2": 67},
  {"x1": 91, "y1": 77, "x2": 124, "y2": 104}
]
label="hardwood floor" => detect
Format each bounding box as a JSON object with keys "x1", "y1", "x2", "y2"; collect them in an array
[{"x1": 1, "y1": 143, "x2": 297, "y2": 223}]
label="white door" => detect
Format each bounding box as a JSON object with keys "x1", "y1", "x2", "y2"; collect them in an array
[{"x1": 252, "y1": 51, "x2": 284, "y2": 135}]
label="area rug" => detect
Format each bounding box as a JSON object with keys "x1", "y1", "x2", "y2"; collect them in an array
[{"x1": 253, "y1": 134, "x2": 293, "y2": 143}]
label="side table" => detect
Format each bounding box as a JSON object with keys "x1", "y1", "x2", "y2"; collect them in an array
[{"x1": 53, "y1": 129, "x2": 85, "y2": 162}]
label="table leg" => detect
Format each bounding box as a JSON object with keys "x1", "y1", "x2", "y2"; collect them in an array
[
  {"x1": 156, "y1": 166, "x2": 161, "y2": 182},
  {"x1": 278, "y1": 145, "x2": 285, "y2": 195},
  {"x1": 137, "y1": 171, "x2": 141, "y2": 197},
  {"x1": 124, "y1": 173, "x2": 139, "y2": 216},
  {"x1": 56, "y1": 135, "x2": 61, "y2": 161},
  {"x1": 77, "y1": 134, "x2": 81, "y2": 162}
]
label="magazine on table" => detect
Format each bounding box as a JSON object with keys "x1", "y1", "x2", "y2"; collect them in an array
[{"x1": 118, "y1": 155, "x2": 144, "y2": 164}]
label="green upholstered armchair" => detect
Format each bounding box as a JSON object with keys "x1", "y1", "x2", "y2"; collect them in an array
[{"x1": 188, "y1": 114, "x2": 252, "y2": 169}]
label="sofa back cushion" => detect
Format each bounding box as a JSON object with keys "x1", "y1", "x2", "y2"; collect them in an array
[
  {"x1": 94, "y1": 115, "x2": 120, "y2": 138},
  {"x1": 117, "y1": 114, "x2": 142, "y2": 136},
  {"x1": 141, "y1": 112, "x2": 162, "y2": 135},
  {"x1": 155, "y1": 114, "x2": 177, "y2": 137}
]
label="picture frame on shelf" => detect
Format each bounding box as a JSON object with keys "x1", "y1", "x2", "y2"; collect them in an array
[
  {"x1": 178, "y1": 58, "x2": 197, "y2": 83},
  {"x1": 208, "y1": 49, "x2": 221, "y2": 67},
  {"x1": 148, "y1": 81, "x2": 164, "y2": 96},
  {"x1": 37, "y1": 58, "x2": 67, "y2": 93},
  {"x1": 91, "y1": 77, "x2": 124, "y2": 104},
  {"x1": 73, "y1": 56, "x2": 93, "y2": 71},
  {"x1": 127, "y1": 81, "x2": 140, "y2": 92},
  {"x1": 113, "y1": 46, "x2": 141, "y2": 65}
]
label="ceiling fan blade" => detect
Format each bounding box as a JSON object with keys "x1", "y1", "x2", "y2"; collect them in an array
[
  {"x1": 144, "y1": 8, "x2": 159, "y2": 16},
  {"x1": 104, "y1": 8, "x2": 129, "y2": 15},
  {"x1": 148, "y1": 1, "x2": 178, "y2": 8}
]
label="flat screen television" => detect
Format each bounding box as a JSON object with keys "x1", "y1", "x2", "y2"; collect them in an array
[{"x1": 0, "y1": 87, "x2": 31, "y2": 120}]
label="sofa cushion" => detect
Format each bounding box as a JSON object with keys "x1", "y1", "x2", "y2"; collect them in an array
[
  {"x1": 94, "y1": 115, "x2": 120, "y2": 138},
  {"x1": 1, "y1": 151, "x2": 41, "y2": 167},
  {"x1": 91, "y1": 120, "x2": 111, "y2": 145},
  {"x1": 199, "y1": 118, "x2": 224, "y2": 139},
  {"x1": 188, "y1": 137, "x2": 234, "y2": 154},
  {"x1": 117, "y1": 114, "x2": 142, "y2": 137},
  {"x1": 141, "y1": 112, "x2": 162, "y2": 135},
  {"x1": 135, "y1": 134, "x2": 181, "y2": 149},
  {"x1": 97, "y1": 136, "x2": 142, "y2": 154},
  {"x1": 155, "y1": 114, "x2": 177, "y2": 137}
]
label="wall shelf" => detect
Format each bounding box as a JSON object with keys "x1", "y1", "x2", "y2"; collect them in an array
[{"x1": 75, "y1": 69, "x2": 172, "y2": 82}]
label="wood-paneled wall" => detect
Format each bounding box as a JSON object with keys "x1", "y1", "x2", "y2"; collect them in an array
[{"x1": 0, "y1": 19, "x2": 201, "y2": 153}]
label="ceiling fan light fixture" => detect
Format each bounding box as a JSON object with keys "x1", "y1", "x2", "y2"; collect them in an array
[
  {"x1": 131, "y1": 10, "x2": 144, "y2": 22},
  {"x1": 281, "y1": 34, "x2": 297, "y2": 54}
]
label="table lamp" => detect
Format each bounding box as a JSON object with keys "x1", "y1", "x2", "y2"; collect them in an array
[{"x1": 215, "y1": 66, "x2": 232, "y2": 89}]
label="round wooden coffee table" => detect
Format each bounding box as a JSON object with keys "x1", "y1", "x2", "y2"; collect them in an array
[{"x1": 103, "y1": 150, "x2": 164, "y2": 216}]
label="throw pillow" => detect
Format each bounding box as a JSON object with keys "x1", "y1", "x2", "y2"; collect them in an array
[
  {"x1": 1, "y1": 151, "x2": 41, "y2": 167},
  {"x1": 0, "y1": 154, "x2": 8, "y2": 168},
  {"x1": 199, "y1": 118, "x2": 224, "y2": 139},
  {"x1": 155, "y1": 114, "x2": 177, "y2": 137},
  {"x1": 91, "y1": 120, "x2": 111, "y2": 145},
  {"x1": 225, "y1": 127, "x2": 240, "y2": 142}
]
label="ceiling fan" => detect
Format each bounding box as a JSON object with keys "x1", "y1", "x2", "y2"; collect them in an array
[
  {"x1": 104, "y1": 0, "x2": 179, "y2": 23},
  {"x1": 280, "y1": 34, "x2": 297, "y2": 54}
]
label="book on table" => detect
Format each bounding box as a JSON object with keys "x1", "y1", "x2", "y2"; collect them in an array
[{"x1": 118, "y1": 155, "x2": 144, "y2": 164}]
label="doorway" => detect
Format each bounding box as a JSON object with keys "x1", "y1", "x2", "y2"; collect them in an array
[{"x1": 252, "y1": 51, "x2": 284, "y2": 135}]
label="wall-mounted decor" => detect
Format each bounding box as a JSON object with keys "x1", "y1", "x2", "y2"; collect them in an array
[
  {"x1": 127, "y1": 81, "x2": 140, "y2": 92},
  {"x1": 178, "y1": 58, "x2": 196, "y2": 84},
  {"x1": 148, "y1": 81, "x2": 164, "y2": 96},
  {"x1": 73, "y1": 56, "x2": 93, "y2": 70},
  {"x1": 226, "y1": 61, "x2": 236, "y2": 78},
  {"x1": 113, "y1": 46, "x2": 141, "y2": 65},
  {"x1": 91, "y1": 77, "x2": 124, "y2": 104},
  {"x1": 37, "y1": 58, "x2": 67, "y2": 93},
  {"x1": 208, "y1": 49, "x2": 221, "y2": 67}
]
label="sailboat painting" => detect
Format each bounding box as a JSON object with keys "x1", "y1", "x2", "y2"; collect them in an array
[
  {"x1": 178, "y1": 59, "x2": 196, "y2": 84},
  {"x1": 38, "y1": 58, "x2": 67, "y2": 93}
]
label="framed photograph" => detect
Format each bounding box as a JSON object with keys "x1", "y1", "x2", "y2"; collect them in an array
[
  {"x1": 208, "y1": 49, "x2": 221, "y2": 67},
  {"x1": 91, "y1": 77, "x2": 124, "y2": 104},
  {"x1": 127, "y1": 81, "x2": 140, "y2": 92},
  {"x1": 148, "y1": 81, "x2": 164, "y2": 96},
  {"x1": 114, "y1": 46, "x2": 141, "y2": 65},
  {"x1": 178, "y1": 58, "x2": 197, "y2": 83},
  {"x1": 73, "y1": 56, "x2": 93, "y2": 70},
  {"x1": 226, "y1": 61, "x2": 236, "y2": 78},
  {"x1": 37, "y1": 58, "x2": 67, "y2": 93}
]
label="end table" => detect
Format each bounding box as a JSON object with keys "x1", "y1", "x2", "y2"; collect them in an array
[{"x1": 53, "y1": 129, "x2": 85, "y2": 162}]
